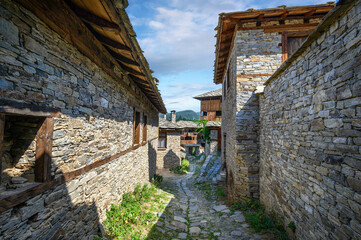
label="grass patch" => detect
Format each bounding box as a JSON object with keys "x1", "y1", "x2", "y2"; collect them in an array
[
  {"x1": 195, "y1": 182, "x2": 212, "y2": 200},
  {"x1": 215, "y1": 187, "x2": 226, "y2": 198},
  {"x1": 170, "y1": 159, "x2": 190, "y2": 175},
  {"x1": 231, "y1": 199, "x2": 287, "y2": 240},
  {"x1": 103, "y1": 184, "x2": 170, "y2": 239},
  {"x1": 151, "y1": 174, "x2": 163, "y2": 187}
]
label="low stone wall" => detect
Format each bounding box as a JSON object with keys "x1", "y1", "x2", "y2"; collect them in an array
[
  {"x1": 156, "y1": 131, "x2": 184, "y2": 169},
  {"x1": 0, "y1": 1, "x2": 159, "y2": 239},
  {"x1": 260, "y1": 1, "x2": 361, "y2": 239}
]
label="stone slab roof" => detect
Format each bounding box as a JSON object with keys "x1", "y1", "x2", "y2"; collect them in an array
[{"x1": 194, "y1": 89, "x2": 222, "y2": 100}]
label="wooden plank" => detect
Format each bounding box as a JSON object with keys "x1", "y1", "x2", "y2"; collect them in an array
[
  {"x1": 143, "y1": 114, "x2": 147, "y2": 142},
  {"x1": 238, "y1": 22, "x2": 319, "y2": 31},
  {"x1": 0, "y1": 99, "x2": 60, "y2": 117},
  {"x1": 65, "y1": 0, "x2": 120, "y2": 31},
  {"x1": 86, "y1": 24, "x2": 131, "y2": 51},
  {"x1": 35, "y1": 117, "x2": 53, "y2": 182},
  {"x1": 237, "y1": 13, "x2": 325, "y2": 24},
  {"x1": 106, "y1": 47, "x2": 140, "y2": 66},
  {"x1": 0, "y1": 114, "x2": 4, "y2": 185},
  {"x1": 282, "y1": 32, "x2": 288, "y2": 62},
  {"x1": 118, "y1": 62, "x2": 145, "y2": 76},
  {"x1": 236, "y1": 73, "x2": 273, "y2": 77}
]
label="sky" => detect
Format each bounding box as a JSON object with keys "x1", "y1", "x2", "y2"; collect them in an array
[{"x1": 127, "y1": 0, "x2": 331, "y2": 112}]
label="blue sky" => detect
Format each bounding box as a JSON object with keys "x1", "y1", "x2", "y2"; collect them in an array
[{"x1": 127, "y1": 0, "x2": 331, "y2": 112}]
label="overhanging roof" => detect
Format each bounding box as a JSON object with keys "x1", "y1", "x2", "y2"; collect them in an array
[
  {"x1": 194, "y1": 89, "x2": 222, "y2": 100},
  {"x1": 213, "y1": 3, "x2": 335, "y2": 84},
  {"x1": 18, "y1": 0, "x2": 166, "y2": 113}
]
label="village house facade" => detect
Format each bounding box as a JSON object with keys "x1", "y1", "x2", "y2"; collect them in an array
[
  {"x1": 215, "y1": 0, "x2": 361, "y2": 239},
  {"x1": 0, "y1": 0, "x2": 165, "y2": 239},
  {"x1": 157, "y1": 110, "x2": 221, "y2": 169}
]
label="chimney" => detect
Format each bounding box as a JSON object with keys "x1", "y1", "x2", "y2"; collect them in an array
[
  {"x1": 171, "y1": 110, "x2": 176, "y2": 123},
  {"x1": 163, "y1": 114, "x2": 167, "y2": 119}
]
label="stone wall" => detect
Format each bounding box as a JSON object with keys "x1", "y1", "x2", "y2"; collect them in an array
[
  {"x1": 260, "y1": 1, "x2": 361, "y2": 239},
  {"x1": 222, "y1": 29, "x2": 282, "y2": 201},
  {"x1": 0, "y1": 1, "x2": 159, "y2": 239},
  {"x1": 157, "y1": 131, "x2": 184, "y2": 169}
]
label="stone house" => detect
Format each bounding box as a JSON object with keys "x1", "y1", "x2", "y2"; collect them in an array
[
  {"x1": 194, "y1": 89, "x2": 222, "y2": 121},
  {"x1": 0, "y1": 0, "x2": 165, "y2": 239},
  {"x1": 215, "y1": 0, "x2": 361, "y2": 239},
  {"x1": 157, "y1": 110, "x2": 222, "y2": 169}
]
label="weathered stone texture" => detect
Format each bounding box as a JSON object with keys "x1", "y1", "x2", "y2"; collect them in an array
[
  {"x1": 0, "y1": 1, "x2": 159, "y2": 239},
  {"x1": 223, "y1": 30, "x2": 282, "y2": 201},
  {"x1": 260, "y1": 2, "x2": 361, "y2": 239},
  {"x1": 157, "y1": 132, "x2": 184, "y2": 169}
]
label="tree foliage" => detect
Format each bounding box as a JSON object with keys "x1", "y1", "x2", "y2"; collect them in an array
[{"x1": 193, "y1": 119, "x2": 210, "y2": 144}]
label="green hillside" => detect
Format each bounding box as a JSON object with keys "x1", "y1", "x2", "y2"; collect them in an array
[{"x1": 159, "y1": 110, "x2": 200, "y2": 121}]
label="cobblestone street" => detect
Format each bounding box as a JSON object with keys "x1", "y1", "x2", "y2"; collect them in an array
[{"x1": 152, "y1": 164, "x2": 268, "y2": 240}]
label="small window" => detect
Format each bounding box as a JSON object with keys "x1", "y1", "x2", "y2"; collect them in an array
[
  {"x1": 133, "y1": 110, "x2": 140, "y2": 145},
  {"x1": 202, "y1": 111, "x2": 208, "y2": 116},
  {"x1": 185, "y1": 136, "x2": 192, "y2": 140},
  {"x1": 143, "y1": 114, "x2": 147, "y2": 142},
  {"x1": 158, "y1": 132, "x2": 167, "y2": 148},
  {"x1": 216, "y1": 111, "x2": 222, "y2": 117}
]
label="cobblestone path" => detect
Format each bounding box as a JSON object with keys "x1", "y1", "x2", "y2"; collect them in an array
[{"x1": 153, "y1": 165, "x2": 268, "y2": 240}]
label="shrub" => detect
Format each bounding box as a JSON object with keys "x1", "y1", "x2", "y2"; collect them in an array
[{"x1": 152, "y1": 174, "x2": 163, "y2": 186}]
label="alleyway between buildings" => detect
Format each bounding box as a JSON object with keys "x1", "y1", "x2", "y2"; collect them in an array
[{"x1": 148, "y1": 160, "x2": 269, "y2": 240}]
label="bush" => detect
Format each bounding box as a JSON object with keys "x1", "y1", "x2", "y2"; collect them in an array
[
  {"x1": 152, "y1": 174, "x2": 163, "y2": 186},
  {"x1": 170, "y1": 159, "x2": 190, "y2": 175}
]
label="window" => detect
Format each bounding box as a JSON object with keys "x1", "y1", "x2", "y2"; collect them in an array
[
  {"x1": 202, "y1": 111, "x2": 208, "y2": 116},
  {"x1": 185, "y1": 136, "x2": 192, "y2": 140},
  {"x1": 143, "y1": 114, "x2": 147, "y2": 142},
  {"x1": 282, "y1": 32, "x2": 308, "y2": 62},
  {"x1": 133, "y1": 110, "x2": 140, "y2": 145},
  {"x1": 158, "y1": 132, "x2": 167, "y2": 148},
  {"x1": 0, "y1": 104, "x2": 55, "y2": 197},
  {"x1": 216, "y1": 111, "x2": 222, "y2": 117}
]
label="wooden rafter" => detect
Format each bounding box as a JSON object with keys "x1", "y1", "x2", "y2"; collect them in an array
[
  {"x1": 86, "y1": 24, "x2": 131, "y2": 51},
  {"x1": 66, "y1": 0, "x2": 120, "y2": 31},
  {"x1": 106, "y1": 47, "x2": 140, "y2": 66},
  {"x1": 117, "y1": 62, "x2": 144, "y2": 76}
]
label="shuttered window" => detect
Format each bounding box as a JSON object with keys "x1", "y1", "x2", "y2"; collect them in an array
[{"x1": 133, "y1": 110, "x2": 140, "y2": 145}]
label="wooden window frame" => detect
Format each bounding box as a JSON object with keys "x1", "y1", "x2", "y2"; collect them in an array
[
  {"x1": 0, "y1": 100, "x2": 58, "y2": 198},
  {"x1": 158, "y1": 131, "x2": 167, "y2": 149},
  {"x1": 133, "y1": 108, "x2": 141, "y2": 146},
  {"x1": 282, "y1": 32, "x2": 309, "y2": 62},
  {"x1": 142, "y1": 114, "x2": 147, "y2": 143}
]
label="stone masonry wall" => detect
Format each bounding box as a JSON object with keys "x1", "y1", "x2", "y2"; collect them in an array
[
  {"x1": 157, "y1": 131, "x2": 183, "y2": 169},
  {"x1": 260, "y1": 1, "x2": 361, "y2": 239},
  {"x1": 223, "y1": 29, "x2": 282, "y2": 201},
  {"x1": 0, "y1": 1, "x2": 159, "y2": 239}
]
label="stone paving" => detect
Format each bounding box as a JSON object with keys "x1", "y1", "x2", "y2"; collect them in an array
[{"x1": 152, "y1": 164, "x2": 268, "y2": 240}]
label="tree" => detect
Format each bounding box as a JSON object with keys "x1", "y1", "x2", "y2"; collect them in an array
[{"x1": 193, "y1": 119, "x2": 210, "y2": 144}]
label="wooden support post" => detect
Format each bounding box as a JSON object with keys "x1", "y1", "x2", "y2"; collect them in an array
[
  {"x1": 0, "y1": 114, "x2": 5, "y2": 184},
  {"x1": 282, "y1": 32, "x2": 288, "y2": 63},
  {"x1": 35, "y1": 117, "x2": 53, "y2": 182}
]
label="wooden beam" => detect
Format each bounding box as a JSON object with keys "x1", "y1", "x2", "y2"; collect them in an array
[
  {"x1": 282, "y1": 32, "x2": 288, "y2": 62},
  {"x1": 65, "y1": 0, "x2": 120, "y2": 32},
  {"x1": 0, "y1": 99, "x2": 60, "y2": 117},
  {"x1": 257, "y1": 13, "x2": 264, "y2": 27},
  {"x1": 106, "y1": 47, "x2": 140, "y2": 66},
  {"x1": 238, "y1": 22, "x2": 319, "y2": 31},
  {"x1": 86, "y1": 24, "x2": 131, "y2": 51},
  {"x1": 35, "y1": 117, "x2": 53, "y2": 182},
  {"x1": 280, "y1": 12, "x2": 289, "y2": 20},
  {"x1": 117, "y1": 62, "x2": 144, "y2": 76}
]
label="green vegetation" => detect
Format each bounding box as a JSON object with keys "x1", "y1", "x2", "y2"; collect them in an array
[
  {"x1": 151, "y1": 174, "x2": 163, "y2": 187},
  {"x1": 231, "y1": 199, "x2": 287, "y2": 240},
  {"x1": 103, "y1": 184, "x2": 170, "y2": 239},
  {"x1": 193, "y1": 119, "x2": 210, "y2": 144},
  {"x1": 288, "y1": 221, "x2": 296, "y2": 232},
  {"x1": 170, "y1": 159, "x2": 190, "y2": 175},
  {"x1": 196, "y1": 182, "x2": 212, "y2": 200},
  {"x1": 215, "y1": 187, "x2": 226, "y2": 198}
]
